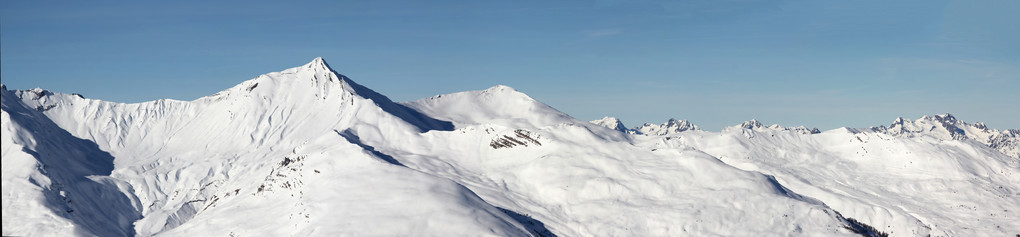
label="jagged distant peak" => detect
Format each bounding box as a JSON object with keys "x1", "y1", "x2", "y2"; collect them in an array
[
  {"x1": 664, "y1": 118, "x2": 683, "y2": 125},
  {"x1": 973, "y1": 122, "x2": 987, "y2": 130},
  {"x1": 724, "y1": 119, "x2": 820, "y2": 134},
  {"x1": 872, "y1": 113, "x2": 1019, "y2": 158},
  {"x1": 888, "y1": 113, "x2": 959, "y2": 129},
  {"x1": 591, "y1": 116, "x2": 628, "y2": 132},
  {"x1": 886, "y1": 113, "x2": 975, "y2": 132},
  {"x1": 739, "y1": 119, "x2": 765, "y2": 129},
  {"x1": 938, "y1": 113, "x2": 956, "y2": 120},
  {"x1": 891, "y1": 117, "x2": 907, "y2": 126},
  {"x1": 928, "y1": 113, "x2": 957, "y2": 122},
  {"x1": 666, "y1": 118, "x2": 698, "y2": 129},
  {"x1": 633, "y1": 118, "x2": 699, "y2": 136}
]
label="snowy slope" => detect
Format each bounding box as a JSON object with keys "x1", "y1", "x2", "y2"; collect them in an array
[
  {"x1": 3, "y1": 57, "x2": 1017, "y2": 236},
  {"x1": 402, "y1": 85, "x2": 575, "y2": 129},
  {"x1": 361, "y1": 124, "x2": 863, "y2": 236},
  {"x1": 3, "y1": 58, "x2": 526, "y2": 236},
  {"x1": 2, "y1": 86, "x2": 141, "y2": 236},
  {"x1": 637, "y1": 117, "x2": 1019, "y2": 236},
  {"x1": 394, "y1": 90, "x2": 871, "y2": 235}
]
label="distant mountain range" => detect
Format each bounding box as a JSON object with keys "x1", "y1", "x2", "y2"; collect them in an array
[{"x1": 591, "y1": 113, "x2": 1018, "y2": 159}]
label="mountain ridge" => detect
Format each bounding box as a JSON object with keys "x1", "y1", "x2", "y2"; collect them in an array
[
  {"x1": 3, "y1": 58, "x2": 1018, "y2": 236},
  {"x1": 588, "y1": 113, "x2": 1016, "y2": 158}
]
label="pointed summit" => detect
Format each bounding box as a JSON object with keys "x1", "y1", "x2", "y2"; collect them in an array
[
  {"x1": 204, "y1": 57, "x2": 453, "y2": 132},
  {"x1": 305, "y1": 57, "x2": 336, "y2": 73},
  {"x1": 270, "y1": 57, "x2": 344, "y2": 85},
  {"x1": 891, "y1": 117, "x2": 907, "y2": 127},
  {"x1": 932, "y1": 113, "x2": 958, "y2": 123}
]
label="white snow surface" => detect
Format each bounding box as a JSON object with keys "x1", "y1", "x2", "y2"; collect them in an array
[
  {"x1": 401, "y1": 85, "x2": 575, "y2": 129},
  {"x1": 3, "y1": 58, "x2": 1018, "y2": 236}
]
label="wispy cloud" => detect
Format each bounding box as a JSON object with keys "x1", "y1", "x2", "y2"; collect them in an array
[{"x1": 584, "y1": 28, "x2": 622, "y2": 38}]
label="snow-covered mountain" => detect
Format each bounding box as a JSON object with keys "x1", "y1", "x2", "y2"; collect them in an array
[
  {"x1": 721, "y1": 119, "x2": 821, "y2": 135},
  {"x1": 590, "y1": 116, "x2": 629, "y2": 133},
  {"x1": 3, "y1": 58, "x2": 525, "y2": 236},
  {"x1": 867, "y1": 114, "x2": 1019, "y2": 159},
  {"x1": 633, "y1": 118, "x2": 700, "y2": 135},
  {"x1": 3, "y1": 58, "x2": 1018, "y2": 236},
  {"x1": 588, "y1": 117, "x2": 700, "y2": 136},
  {"x1": 402, "y1": 84, "x2": 574, "y2": 129}
]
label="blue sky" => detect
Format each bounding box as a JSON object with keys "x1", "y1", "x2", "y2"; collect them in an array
[{"x1": 2, "y1": 0, "x2": 1017, "y2": 130}]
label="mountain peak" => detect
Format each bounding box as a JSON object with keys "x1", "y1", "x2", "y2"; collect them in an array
[
  {"x1": 740, "y1": 119, "x2": 765, "y2": 129},
  {"x1": 872, "y1": 114, "x2": 1019, "y2": 158},
  {"x1": 724, "y1": 120, "x2": 819, "y2": 134},
  {"x1": 304, "y1": 57, "x2": 336, "y2": 73},
  {"x1": 931, "y1": 113, "x2": 957, "y2": 123},
  {"x1": 892, "y1": 117, "x2": 907, "y2": 126},
  {"x1": 200, "y1": 57, "x2": 453, "y2": 133},
  {"x1": 633, "y1": 118, "x2": 699, "y2": 135},
  {"x1": 591, "y1": 116, "x2": 628, "y2": 132},
  {"x1": 402, "y1": 85, "x2": 575, "y2": 129},
  {"x1": 890, "y1": 114, "x2": 965, "y2": 132}
]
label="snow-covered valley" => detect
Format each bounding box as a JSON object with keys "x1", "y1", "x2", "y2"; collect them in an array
[{"x1": 3, "y1": 58, "x2": 1018, "y2": 236}]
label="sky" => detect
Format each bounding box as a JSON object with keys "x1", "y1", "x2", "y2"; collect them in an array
[{"x1": 1, "y1": 0, "x2": 1017, "y2": 131}]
